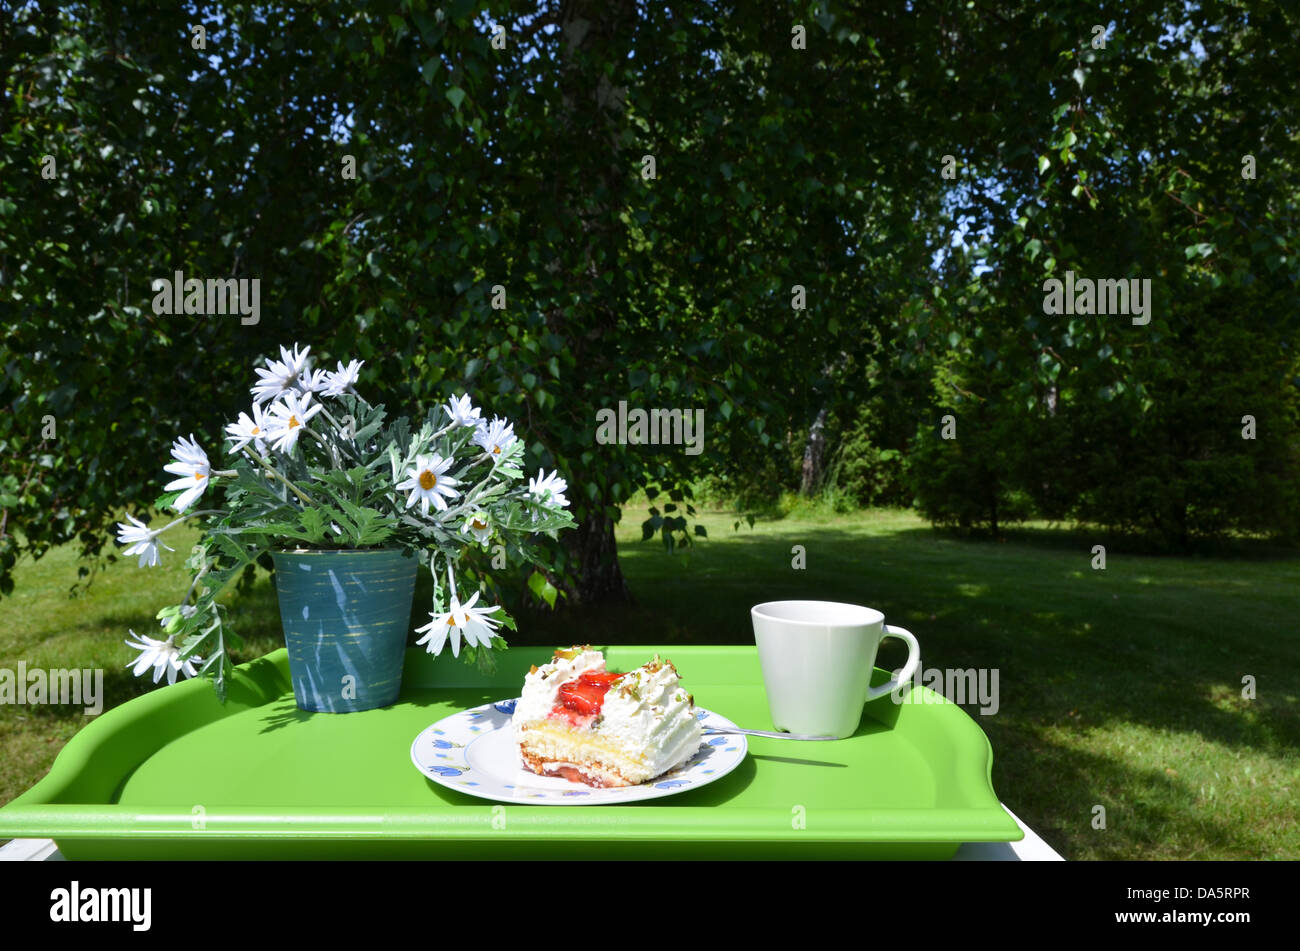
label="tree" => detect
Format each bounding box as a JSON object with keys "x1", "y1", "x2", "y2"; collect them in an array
[
  {"x1": 4, "y1": 0, "x2": 1297, "y2": 611},
  {"x1": 894, "y1": 0, "x2": 1300, "y2": 544},
  {"x1": 1, "y1": 1, "x2": 947, "y2": 602}
]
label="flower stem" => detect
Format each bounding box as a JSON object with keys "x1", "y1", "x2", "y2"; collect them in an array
[
  {"x1": 440, "y1": 469, "x2": 498, "y2": 521},
  {"x1": 315, "y1": 405, "x2": 365, "y2": 464},
  {"x1": 304, "y1": 427, "x2": 340, "y2": 468},
  {"x1": 242, "y1": 449, "x2": 317, "y2": 506},
  {"x1": 182, "y1": 561, "x2": 212, "y2": 607},
  {"x1": 151, "y1": 509, "x2": 225, "y2": 535}
]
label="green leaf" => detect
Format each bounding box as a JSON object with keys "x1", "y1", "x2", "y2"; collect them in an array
[
  {"x1": 298, "y1": 507, "x2": 329, "y2": 543},
  {"x1": 212, "y1": 533, "x2": 255, "y2": 566},
  {"x1": 153, "y1": 490, "x2": 184, "y2": 510},
  {"x1": 446, "y1": 86, "x2": 466, "y2": 110},
  {"x1": 527, "y1": 569, "x2": 557, "y2": 609},
  {"x1": 351, "y1": 507, "x2": 396, "y2": 546}
]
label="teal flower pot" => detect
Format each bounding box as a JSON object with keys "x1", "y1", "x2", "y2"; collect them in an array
[{"x1": 270, "y1": 548, "x2": 418, "y2": 713}]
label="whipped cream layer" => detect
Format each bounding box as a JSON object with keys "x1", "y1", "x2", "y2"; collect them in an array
[
  {"x1": 513, "y1": 649, "x2": 704, "y2": 783},
  {"x1": 597, "y1": 661, "x2": 702, "y2": 776},
  {"x1": 511, "y1": 648, "x2": 606, "y2": 729}
]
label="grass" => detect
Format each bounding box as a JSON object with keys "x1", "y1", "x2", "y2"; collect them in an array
[{"x1": 2, "y1": 507, "x2": 1297, "y2": 859}]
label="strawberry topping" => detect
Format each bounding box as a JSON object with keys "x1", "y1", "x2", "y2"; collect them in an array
[{"x1": 554, "y1": 670, "x2": 622, "y2": 718}]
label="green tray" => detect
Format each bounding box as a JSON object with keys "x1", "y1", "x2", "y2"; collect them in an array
[{"x1": 0, "y1": 645, "x2": 1021, "y2": 859}]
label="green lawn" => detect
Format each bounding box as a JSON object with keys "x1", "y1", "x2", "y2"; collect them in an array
[{"x1": 2, "y1": 507, "x2": 1297, "y2": 859}]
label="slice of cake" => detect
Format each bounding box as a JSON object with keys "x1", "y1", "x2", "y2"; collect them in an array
[{"x1": 512, "y1": 645, "x2": 704, "y2": 788}]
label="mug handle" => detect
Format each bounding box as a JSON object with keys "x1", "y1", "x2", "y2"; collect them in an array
[{"x1": 865, "y1": 625, "x2": 920, "y2": 702}]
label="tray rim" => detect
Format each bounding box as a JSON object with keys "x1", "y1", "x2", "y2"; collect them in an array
[{"x1": 0, "y1": 645, "x2": 1024, "y2": 850}]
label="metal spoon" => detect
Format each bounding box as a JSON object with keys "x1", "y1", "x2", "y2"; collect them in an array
[{"x1": 703, "y1": 726, "x2": 838, "y2": 741}]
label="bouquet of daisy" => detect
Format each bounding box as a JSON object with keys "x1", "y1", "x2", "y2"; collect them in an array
[{"x1": 116, "y1": 342, "x2": 575, "y2": 700}]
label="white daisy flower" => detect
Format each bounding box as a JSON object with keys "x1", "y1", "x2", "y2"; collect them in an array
[
  {"x1": 297, "y1": 367, "x2": 331, "y2": 393},
  {"x1": 265, "y1": 392, "x2": 324, "y2": 453},
  {"x1": 528, "y1": 468, "x2": 569, "y2": 509},
  {"x1": 224, "y1": 402, "x2": 272, "y2": 455},
  {"x1": 473, "y1": 416, "x2": 516, "y2": 461},
  {"x1": 124, "y1": 630, "x2": 203, "y2": 685},
  {"x1": 115, "y1": 513, "x2": 174, "y2": 567},
  {"x1": 251, "y1": 343, "x2": 312, "y2": 404},
  {"x1": 162, "y1": 434, "x2": 211, "y2": 513},
  {"x1": 323, "y1": 359, "x2": 364, "y2": 397},
  {"x1": 461, "y1": 512, "x2": 493, "y2": 546},
  {"x1": 413, "y1": 591, "x2": 501, "y2": 658},
  {"x1": 443, "y1": 393, "x2": 482, "y2": 428},
  {"x1": 395, "y1": 454, "x2": 460, "y2": 515}
]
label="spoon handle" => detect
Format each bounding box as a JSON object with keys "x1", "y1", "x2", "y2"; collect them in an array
[{"x1": 703, "y1": 726, "x2": 838, "y2": 741}]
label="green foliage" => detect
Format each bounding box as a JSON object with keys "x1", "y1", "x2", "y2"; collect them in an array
[
  {"x1": 823, "y1": 406, "x2": 908, "y2": 509},
  {"x1": 2, "y1": 0, "x2": 1298, "y2": 618},
  {"x1": 908, "y1": 415, "x2": 1027, "y2": 537},
  {"x1": 1061, "y1": 284, "x2": 1300, "y2": 546},
  {"x1": 526, "y1": 569, "x2": 558, "y2": 610},
  {"x1": 911, "y1": 280, "x2": 1300, "y2": 545},
  {"x1": 1, "y1": 0, "x2": 952, "y2": 605},
  {"x1": 892, "y1": 0, "x2": 1300, "y2": 545}
]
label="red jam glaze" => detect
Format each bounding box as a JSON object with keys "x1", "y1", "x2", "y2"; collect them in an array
[
  {"x1": 551, "y1": 670, "x2": 623, "y2": 724},
  {"x1": 550, "y1": 765, "x2": 589, "y2": 784}
]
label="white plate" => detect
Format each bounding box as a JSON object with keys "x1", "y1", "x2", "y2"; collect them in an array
[{"x1": 410, "y1": 698, "x2": 748, "y2": 805}]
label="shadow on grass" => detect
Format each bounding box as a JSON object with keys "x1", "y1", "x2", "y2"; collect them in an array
[
  {"x1": 990, "y1": 722, "x2": 1287, "y2": 860},
  {"x1": 924, "y1": 523, "x2": 1300, "y2": 561}
]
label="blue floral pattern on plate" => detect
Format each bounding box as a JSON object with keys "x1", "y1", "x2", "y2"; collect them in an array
[{"x1": 410, "y1": 699, "x2": 748, "y2": 806}]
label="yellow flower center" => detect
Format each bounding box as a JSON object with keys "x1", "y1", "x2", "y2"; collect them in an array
[
  {"x1": 492, "y1": 445, "x2": 501, "y2": 454},
  {"x1": 288, "y1": 415, "x2": 300, "y2": 430},
  {"x1": 194, "y1": 472, "x2": 205, "y2": 481},
  {"x1": 251, "y1": 426, "x2": 260, "y2": 435},
  {"x1": 472, "y1": 518, "x2": 487, "y2": 530},
  {"x1": 419, "y1": 470, "x2": 437, "y2": 490}
]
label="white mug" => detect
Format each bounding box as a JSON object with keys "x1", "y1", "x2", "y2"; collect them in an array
[{"x1": 751, "y1": 600, "x2": 921, "y2": 739}]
